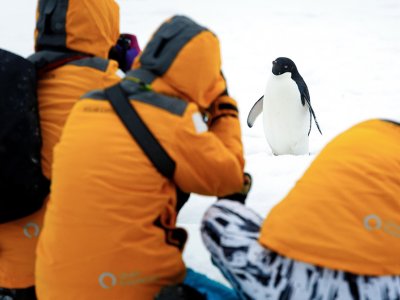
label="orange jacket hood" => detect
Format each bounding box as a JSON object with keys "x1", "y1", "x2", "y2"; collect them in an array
[
  {"x1": 34, "y1": 0, "x2": 120, "y2": 58},
  {"x1": 133, "y1": 16, "x2": 227, "y2": 109},
  {"x1": 260, "y1": 119, "x2": 400, "y2": 275}
]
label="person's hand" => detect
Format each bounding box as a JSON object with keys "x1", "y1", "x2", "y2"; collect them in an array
[{"x1": 218, "y1": 173, "x2": 252, "y2": 204}]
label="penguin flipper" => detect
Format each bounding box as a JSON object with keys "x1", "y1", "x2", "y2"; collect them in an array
[
  {"x1": 304, "y1": 97, "x2": 323, "y2": 135},
  {"x1": 299, "y1": 84, "x2": 310, "y2": 107},
  {"x1": 297, "y1": 77, "x2": 322, "y2": 135},
  {"x1": 247, "y1": 96, "x2": 264, "y2": 128},
  {"x1": 298, "y1": 85, "x2": 314, "y2": 135}
]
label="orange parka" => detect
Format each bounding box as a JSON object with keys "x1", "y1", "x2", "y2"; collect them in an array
[
  {"x1": 35, "y1": 16, "x2": 245, "y2": 300},
  {"x1": 260, "y1": 119, "x2": 400, "y2": 275},
  {"x1": 0, "y1": 0, "x2": 120, "y2": 288}
]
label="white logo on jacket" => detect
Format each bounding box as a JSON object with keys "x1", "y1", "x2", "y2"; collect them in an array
[
  {"x1": 98, "y1": 271, "x2": 159, "y2": 288},
  {"x1": 23, "y1": 222, "x2": 40, "y2": 238},
  {"x1": 99, "y1": 272, "x2": 117, "y2": 289},
  {"x1": 364, "y1": 214, "x2": 400, "y2": 238}
]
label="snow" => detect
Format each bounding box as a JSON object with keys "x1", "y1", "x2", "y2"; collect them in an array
[{"x1": 1, "y1": 0, "x2": 399, "y2": 286}]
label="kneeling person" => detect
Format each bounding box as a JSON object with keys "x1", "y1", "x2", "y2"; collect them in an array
[{"x1": 36, "y1": 16, "x2": 245, "y2": 300}]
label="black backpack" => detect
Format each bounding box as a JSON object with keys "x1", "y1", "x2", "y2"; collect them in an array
[{"x1": 0, "y1": 48, "x2": 50, "y2": 223}]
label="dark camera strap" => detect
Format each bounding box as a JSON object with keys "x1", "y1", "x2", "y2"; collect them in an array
[{"x1": 105, "y1": 83, "x2": 176, "y2": 179}]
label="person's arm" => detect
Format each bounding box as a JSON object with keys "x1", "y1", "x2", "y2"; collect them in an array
[
  {"x1": 207, "y1": 94, "x2": 244, "y2": 168},
  {"x1": 172, "y1": 99, "x2": 244, "y2": 197}
]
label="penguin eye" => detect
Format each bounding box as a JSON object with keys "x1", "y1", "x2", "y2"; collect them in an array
[{"x1": 284, "y1": 65, "x2": 288, "y2": 69}]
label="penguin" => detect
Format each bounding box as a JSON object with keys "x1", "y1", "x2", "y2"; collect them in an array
[{"x1": 247, "y1": 57, "x2": 322, "y2": 155}]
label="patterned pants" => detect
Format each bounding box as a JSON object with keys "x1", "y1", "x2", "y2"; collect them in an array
[{"x1": 201, "y1": 200, "x2": 400, "y2": 300}]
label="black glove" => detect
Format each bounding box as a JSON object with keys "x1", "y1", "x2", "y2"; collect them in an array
[
  {"x1": 218, "y1": 172, "x2": 252, "y2": 204},
  {"x1": 154, "y1": 284, "x2": 205, "y2": 300}
]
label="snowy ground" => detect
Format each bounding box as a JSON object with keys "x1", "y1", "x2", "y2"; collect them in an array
[{"x1": 1, "y1": 0, "x2": 399, "y2": 285}]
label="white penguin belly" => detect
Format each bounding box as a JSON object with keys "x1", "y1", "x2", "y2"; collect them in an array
[{"x1": 262, "y1": 73, "x2": 309, "y2": 155}]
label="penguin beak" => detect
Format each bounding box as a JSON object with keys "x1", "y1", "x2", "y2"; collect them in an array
[{"x1": 272, "y1": 61, "x2": 280, "y2": 75}]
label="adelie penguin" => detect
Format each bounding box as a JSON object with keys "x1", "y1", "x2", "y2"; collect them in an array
[{"x1": 247, "y1": 57, "x2": 322, "y2": 155}]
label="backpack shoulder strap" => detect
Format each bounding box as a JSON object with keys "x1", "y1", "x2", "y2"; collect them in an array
[
  {"x1": 27, "y1": 50, "x2": 90, "y2": 74},
  {"x1": 104, "y1": 83, "x2": 176, "y2": 179}
]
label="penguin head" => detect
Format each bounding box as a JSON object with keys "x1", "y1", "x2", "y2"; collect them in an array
[{"x1": 272, "y1": 57, "x2": 297, "y2": 76}]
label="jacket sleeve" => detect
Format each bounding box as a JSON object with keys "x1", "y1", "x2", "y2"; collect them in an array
[
  {"x1": 207, "y1": 95, "x2": 244, "y2": 168},
  {"x1": 172, "y1": 98, "x2": 245, "y2": 197}
]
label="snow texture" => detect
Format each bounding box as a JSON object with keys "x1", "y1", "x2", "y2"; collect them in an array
[{"x1": 1, "y1": 0, "x2": 399, "y2": 286}]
